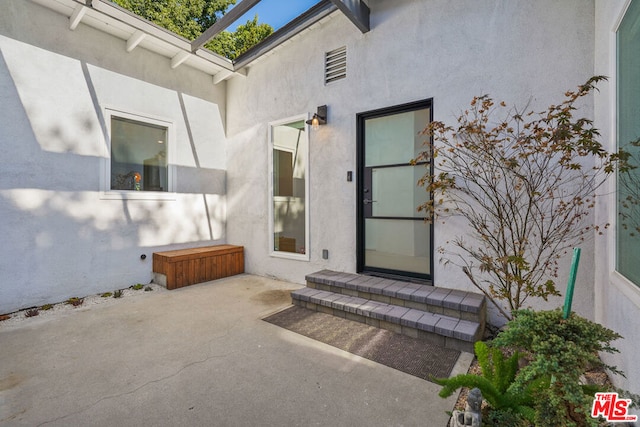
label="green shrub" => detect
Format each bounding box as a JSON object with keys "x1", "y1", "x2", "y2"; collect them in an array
[
  {"x1": 493, "y1": 309, "x2": 623, "y2": 427},
  {"x1": 435, "y1": 341, "x2": 537, "y2": 422},
  {"x1": 65, "y1": 297, "x2": 84, "y2": 307},
  {"x1": 484, "y1": 407, "x2": 531, "y2": 427},
  {"x1": 435, "y1": 310, "x2": 630, "y2": 426}
]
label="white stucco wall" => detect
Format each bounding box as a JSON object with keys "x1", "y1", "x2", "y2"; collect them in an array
[
  {"x1": 1, "y1": 0, "x2": 635, "y2": 398},
  {"x1": 226, "y1": 0, "x2": 596, "y2": 324},
  {"x1": 593, "y1": 0, "x2": 640, "y2": 395},
  {"x1": 0, "y1": 0, "x2": 228, "y2": 313}
]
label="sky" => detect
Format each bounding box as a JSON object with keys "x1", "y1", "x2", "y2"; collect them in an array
[{"x1": 227, "y1": 0, "x2": 321, "y2": 32}]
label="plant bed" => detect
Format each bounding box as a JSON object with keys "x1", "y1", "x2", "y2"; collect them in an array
[
  {"x1": 452, "y1": 353, "x2": 615, "y2": 418},
  {"x1": 0, "y1": 283, "x2": 166, "y2": 328},
  {"x1": 441, "y1": 310, "x2": 639, "y2": 427}
]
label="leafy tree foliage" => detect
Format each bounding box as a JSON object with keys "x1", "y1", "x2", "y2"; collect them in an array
[
  {"x1": 111, "y1": 0, "x2": 273, "y2": 59},
  {"x1": 113, "y1": 0, "x2": 234, "y2": 39},
  {"x1": 207, "y1": 16, "x2": 274, "y2": 60},
  {"x1": 413, "y1": 76, "x2": 632, "y2": 320}
]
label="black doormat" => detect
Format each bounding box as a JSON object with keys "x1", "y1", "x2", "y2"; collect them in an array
[{"x1": 263, "y1": 306, "x2": 460, "y2": 382}]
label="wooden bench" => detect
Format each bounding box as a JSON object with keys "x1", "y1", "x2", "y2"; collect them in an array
[{"x1": 152, "y1": 245, "x2": 244, "y2": 290}]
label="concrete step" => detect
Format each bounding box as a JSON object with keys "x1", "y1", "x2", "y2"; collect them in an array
[
  {"x1": 290, "y1": 270, "x2": 487, "y2": 353},
  {"x1": 306, "y1": 270, "x2": 486, "y2": 327}
]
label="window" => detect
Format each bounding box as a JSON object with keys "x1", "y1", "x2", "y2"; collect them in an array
[
  {"x1": 274, "y1": 149, "x2": 294, "y2": 197},
  {"x1": 104, "y1": 109, "x2": 174, "y2": 198},
  {"x1": 269, "y1": 116, "x2": 309, "y2": 260},
  {"x1": 617, "y1": 0, "x2": 640, "y2": 286}
]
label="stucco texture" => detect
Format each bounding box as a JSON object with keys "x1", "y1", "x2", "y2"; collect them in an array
[
  {"x1": 0, "y1": 0, "x2": 228, "y2": 312},
  {"x1": 2, "y1": 0, "x2": 638, "y2": 400},
  {"x1": 226, "y1": 0, "x2": 597, "y2": 325},
  {"x1": 593, "y1": 0, "x2": 640, "y2": 396}
]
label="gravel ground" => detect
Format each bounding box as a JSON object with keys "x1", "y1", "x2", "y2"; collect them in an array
[{"x1": 0, "y1": 283, "x2": 167, "y2": 329}]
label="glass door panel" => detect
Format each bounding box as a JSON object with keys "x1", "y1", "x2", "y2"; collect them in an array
[
  {"x1": 357, "y1": 100, "x2": 433, "y2": 279},
  {"x1": 368, "y1": 165, "x2": 428, "y2": 218},
  {"x1": 364, "y1": 109, "x2": 429, "y2": 166},
  {"x1": 364, "y1": 219, "x2": 430, "y2": 275}
]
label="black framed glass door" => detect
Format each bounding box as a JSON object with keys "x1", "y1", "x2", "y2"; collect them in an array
[{"x1": 356, "y1": 100, "x2": 433, "y2": 279}]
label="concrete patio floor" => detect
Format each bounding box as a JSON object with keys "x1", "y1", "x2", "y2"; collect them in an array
[{"x1": 0, "y1": 274, "x2": 471, "y2": 426}]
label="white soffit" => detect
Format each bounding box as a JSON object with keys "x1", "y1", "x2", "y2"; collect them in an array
[
  {"x1": 28, "y1": 0, "x2": 362, "y2": 77},
  {"x1": 29, "y1": 0, "x2": 239, "y2": 84}
]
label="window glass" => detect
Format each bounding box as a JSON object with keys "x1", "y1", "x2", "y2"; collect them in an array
[
  {"x1": 360, "y1": 104, "x2": 431, "y2": 278},
  {"x1": 617, "y1": 0, "x2": 640, "y2": 286},
  {"x1": 274, "y1": 149, "x2": 294, "y2": 197},
  {"x1": 364, "y1": 109, "x2": 429, "y2": 167},
  {"x1": 110, "y1": 116, "x2": 168, "y2": 192},
  {"x1": 270, "y1": 119, "x2": 308, "y2": 257}
]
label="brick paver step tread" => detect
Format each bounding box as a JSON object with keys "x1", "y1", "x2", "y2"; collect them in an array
[
  {"x1": 291, "y1": 288, "x2": 480, "y2": 342},
  {"x1": 305, "y1": 270, "x2": 485, "y2": 314}
]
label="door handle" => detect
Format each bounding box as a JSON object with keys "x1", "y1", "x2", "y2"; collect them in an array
[{"x1": 363, "y1": 199, "x2": 377, "y2": 204}]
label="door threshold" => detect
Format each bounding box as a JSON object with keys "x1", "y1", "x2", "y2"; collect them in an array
[{"x1": 363, "y1": 271, "x2": 432, "y2": 286}]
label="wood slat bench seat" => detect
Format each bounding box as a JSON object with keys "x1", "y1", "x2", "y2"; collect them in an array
[{"x1": 152, "y1": 245, "x2": 244, "y2": 290}]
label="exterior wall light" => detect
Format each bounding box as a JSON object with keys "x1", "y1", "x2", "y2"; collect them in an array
[{"x1": 306, "y1": 105, "x2": 327, "y2": 130}]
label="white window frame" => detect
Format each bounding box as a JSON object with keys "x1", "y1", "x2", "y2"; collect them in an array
[
  {"x1": 101, "y1": 108, "x2": 176, "y2": 200},
  {"x1": 268, "y1": 114, "x2": 310, "y2": 261},
  {"x1": 607, "y1": 0, "x2": 640, "y2": 306}
]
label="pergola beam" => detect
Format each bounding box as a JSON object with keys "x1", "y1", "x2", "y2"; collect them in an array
[
  {"x1": 170, "y1": 50, "x2": 190, "y2": 68},
  {"x1": 126, "y1": 30, "x2": 146, "y2": 52},
  {"x1": 191, "y1": 0, "x2": 262, "y2": 52},
  {"x1": 212, "y1": 68, "x2": 246, "y2": 84},
  {"x1": 328, "y1": 0, "x2": 369, "y2": 33},
  {"x1": 69, "y1": 4, "x2": 88, "y2": 30}
]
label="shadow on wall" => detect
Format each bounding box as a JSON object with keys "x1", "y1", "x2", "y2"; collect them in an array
[
  {"x1": 1, "y1": 0, "x2": 226, "y2": 106},
  {"x1": 0, "y1": 48, "x2": 226, "y2": 313}
]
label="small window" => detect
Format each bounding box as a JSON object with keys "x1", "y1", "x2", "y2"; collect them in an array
[
  {"x1": 274, "y1": 148, "x2": 294, "y2": 197},
  {"x1": 617, "y1": 0, "x2": 640, "y2": 287},
  {"x1": 104, "y1": 110, "x2": 173, "y2": 197},
  {"x1": 269, "y1": 116, "x2": 309, "y2": 260}
]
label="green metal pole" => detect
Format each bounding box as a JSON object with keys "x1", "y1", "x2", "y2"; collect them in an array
[{"x1": 562, "y1": 247, "x2": 581, "y2": 319}]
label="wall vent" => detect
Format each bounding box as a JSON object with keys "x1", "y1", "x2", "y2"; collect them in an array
[{"x1": 325, "y1": 46, "x2": 347, "y2": 84}]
